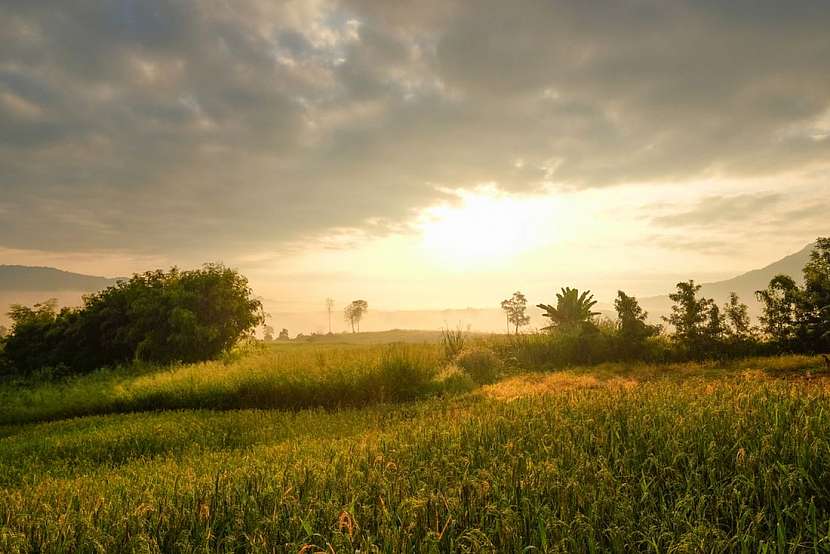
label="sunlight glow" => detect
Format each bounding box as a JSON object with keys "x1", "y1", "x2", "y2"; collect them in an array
[{"x1": 417, "y1": 187, "x2": 558, "y2": 269}]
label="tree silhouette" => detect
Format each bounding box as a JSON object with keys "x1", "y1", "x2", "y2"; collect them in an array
[
  {"x1": 614, "y1": 291, "x2": 659, "y2": 357},
  {"x1": 664, "y1": 280, "x2": 717, "y2": 357},
  {"x1": 756, "y1": 275, "x2": 800, "y2": 347},
  {"x1": 800, "y1": 237, "x2": 830, "y2": 352},
  {"x1": 500, "y1": 291, "x2": 531, "y2": 334},
  {"x1": 537, "y1": 287, "x2": 600, "y2": 332},
  {"x1": 723, "y1": 292, "x2": 753, "y2": 340},
  {"x1": 344, "y1": 300, "x2": 368, "y2": 333}
]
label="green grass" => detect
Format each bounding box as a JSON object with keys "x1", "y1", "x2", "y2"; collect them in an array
[
  {"x1": 0, "y1": 342, "x2": 457, "y2": 425},
  {"x1": 1, "y1": 345, "x2": 830, "y2": 552}
]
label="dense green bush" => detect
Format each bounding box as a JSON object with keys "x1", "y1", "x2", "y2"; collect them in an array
[{"x1": 1, "y1": 264, "x2": 263, "y2": 376}]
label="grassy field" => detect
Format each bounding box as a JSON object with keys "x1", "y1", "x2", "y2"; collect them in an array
[{"x1": 1, "y1": 343, "x2": 829, "y2": 552}]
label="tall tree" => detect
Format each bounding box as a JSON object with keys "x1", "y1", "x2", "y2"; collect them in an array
[
  {"x1": 500, "y1": 291, "x2": 531, "y2": 334},
  {"x1": 723, "y1": 292, "x2": 753, "y2": 340},
  {"x1": 704, "y1": 302, "x2": 726, "y2": 345},
  {"x1": 344, "y1": 300, "x2": 368, "y2": 333},
  {"x1": 800, "y1": 237, "x2": 830, "y2": 352},
  {"x1": 614, "y1": 291, "x2": 659, "y2": 357},
  {"x1": 537, "y1": 287, "x2": 600, "y2": 332},
  {"x1": 663, "y1": 280, "x2": 711, "y2": 356},
  {"x1": 325, "y1": 298, "x2": 335, "y2": 334},
  {"x1": 756, "y1": 275, "x2": 801, "y2": 347}
]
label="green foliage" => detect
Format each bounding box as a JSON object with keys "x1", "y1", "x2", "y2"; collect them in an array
[
  {"x1": 663, "y1": 280, "x2": 710, "y2": 354},
  {"x1": 0, "y1": 343, "x2": 447, "y2": 425},
  {"x1": 723, "y1": 292, "x2": 753, "y2": 340},
  {"x1": 754, "y1": 239, "x2": 830, "y2": 354},
  {"x1": 1, "y1": 264, "x2": 263, "y2": 376},
  {"x1": 537, "y1": 287, "x2": 600, "y2": 332},
  {"x1": 2, "y1": 366, "x2": 829, "y2": 552},
  {"x1": 614, "y1": 291, "x2": 660, "y2": 359},
  {"x1": 454, "y1": 346, "x2": 502, "y2": 384},
  {"x1": 756, "y1": 274, "x2": 801, "y2": 348},
  {"x1": 800, "y1": 237, "x2": 830, "y2": 352}
]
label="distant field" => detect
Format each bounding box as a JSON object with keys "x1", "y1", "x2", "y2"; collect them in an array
[
  {"x1": 1, "y1": 344, "x2": 829, "y2": 552},
  {"x1": 291, "y1": 328, "x2": 495, "y2": 344}
]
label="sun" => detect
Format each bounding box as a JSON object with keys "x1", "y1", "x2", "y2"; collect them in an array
[{"x1": 418, "y1": 188, "x2": 557, "y2": 269}]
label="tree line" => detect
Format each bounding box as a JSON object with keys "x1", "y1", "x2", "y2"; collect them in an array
[{"x1": 500, "y1": 237, "x2": 830, "y2": 361}]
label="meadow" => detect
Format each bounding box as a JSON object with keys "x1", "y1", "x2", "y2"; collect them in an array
[{"x1": 1, "y1": 337, "x2": 830, "y2": 552}]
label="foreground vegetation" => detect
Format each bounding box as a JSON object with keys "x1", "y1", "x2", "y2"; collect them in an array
[
  {"x1": 1, "y1": 350, "x2": 829, "y2": 552},
  {"x1": 0, "y1": 240, "x2": 827, "y2": 551},
  {"x1": 0, "y1": 342, "x2": 465, "y2": 426}
]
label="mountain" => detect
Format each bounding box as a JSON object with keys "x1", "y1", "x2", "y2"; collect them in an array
[
  {"x1": 638, "y1": 242, "x2": 815, "y2": 321},
  {"x1": 0, "y1": 266, "x2": 120, "y2": 326},
  {"x1": 0, "y1": 265, "x2": 119, "y2": 292}
]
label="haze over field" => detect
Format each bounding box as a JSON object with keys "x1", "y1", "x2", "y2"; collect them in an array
[
  {"x1": 0, "y1": 241, "x2": 815, "y2": 333},
  {"x1": 1, "y1": 0, "x2": 828, "y2": 316}
]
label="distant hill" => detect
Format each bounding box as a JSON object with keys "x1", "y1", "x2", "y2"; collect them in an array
[
  {"x1": 0, "y1": 266, "x2": 120, "y2": 326},
  {"x1": 0, "y1": 265, "x2": 119, "y2": 292},
  {"x1": 638, "y1": 242, "x2": 815, "y2": 321}
]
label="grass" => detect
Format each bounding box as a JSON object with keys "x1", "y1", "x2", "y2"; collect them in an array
[
  {"x1": 0, "y1": 342, "x2": 455, "y2": 425},
  {"x1": 1, "y1": 343, "x2": 830, "y2": 552}
]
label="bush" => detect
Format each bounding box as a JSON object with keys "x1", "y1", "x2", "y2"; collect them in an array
[
  {"x1": 1, "y1": 264, "x2": 264, "y2": 376},
  {"x1": 455, "y1": 346, "x2": 502, "y2": 384}
]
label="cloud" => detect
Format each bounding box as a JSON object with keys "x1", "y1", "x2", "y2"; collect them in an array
[
  {"x1": 1, "y1": 0, "x2": 829, "y2": 260},
  {"x1": 652, "y1": 193, "x2": 784, "y2": 227}
]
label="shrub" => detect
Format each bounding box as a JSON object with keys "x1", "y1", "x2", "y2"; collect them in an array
[
  {"x1": 1, "y1": 264, "x2": 264, "y2": 376},
  {"x1": 455, "y1": 346, "x2": 502, "y2": 384}
]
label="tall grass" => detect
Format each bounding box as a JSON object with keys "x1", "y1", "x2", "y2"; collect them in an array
[
  {"x1": 0, "y1": 343, "x2": 449, "y2": 425},
  {"x1": 2, "y1": 376, "x2": 830, "y2": 551}
]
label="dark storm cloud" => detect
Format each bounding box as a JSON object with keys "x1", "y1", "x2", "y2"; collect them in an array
[{"x1": 1, "y1": 0, "x2": 829, "y2": 257}]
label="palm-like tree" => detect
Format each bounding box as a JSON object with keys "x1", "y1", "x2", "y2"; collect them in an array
[{"x1": 537, "y1": 287, "x2": 600, "y2": 331}]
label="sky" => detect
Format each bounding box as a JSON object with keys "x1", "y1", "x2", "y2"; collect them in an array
[{"x1": 1, "y1": 0, "x2": 829, "y2": 314}]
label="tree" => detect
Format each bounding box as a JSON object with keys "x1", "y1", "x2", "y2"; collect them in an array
[
  {"x1": 500, "y1": 291, "x2": 531, "y2": 334},
  {"x1": 1, "y1": 265, "x2": 264, "y2": 376},
  {"x1": 537, "y1": 287, "x2": 600, "y2": 333},
  {"x1": 344, "y1": 300, "x2": 368, "y2": 333},
  {"x1": 703, "y1": 302, "x2": 726, "y2": 346},
  {"x1": 262, "y1": 325, "x2": 275, "y2": 342},
  {"x1": 723, "y1": 292, "x2": 753, "y2": 340},
  {"x1": 0, "y1": 325, "x2": 7, "y2": 339},
  {"x1": 756, "y1": 275, "x2": 801, "y2": 347},
  {"x1": 663, "y1": 280, "x2": 711, "y2": 356},
  {"x1": 800, "y1": 237, "x2": 830, "y2": 352},
  {"x1": 325, "y1": 298, "x2": 335, "y2": 334},
  {"x1": 614, "y1": 291, "x2": 659, "y2": 358},
  {"x1": 278, "y1": 328, "x2": 289, "y2": 340}
]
